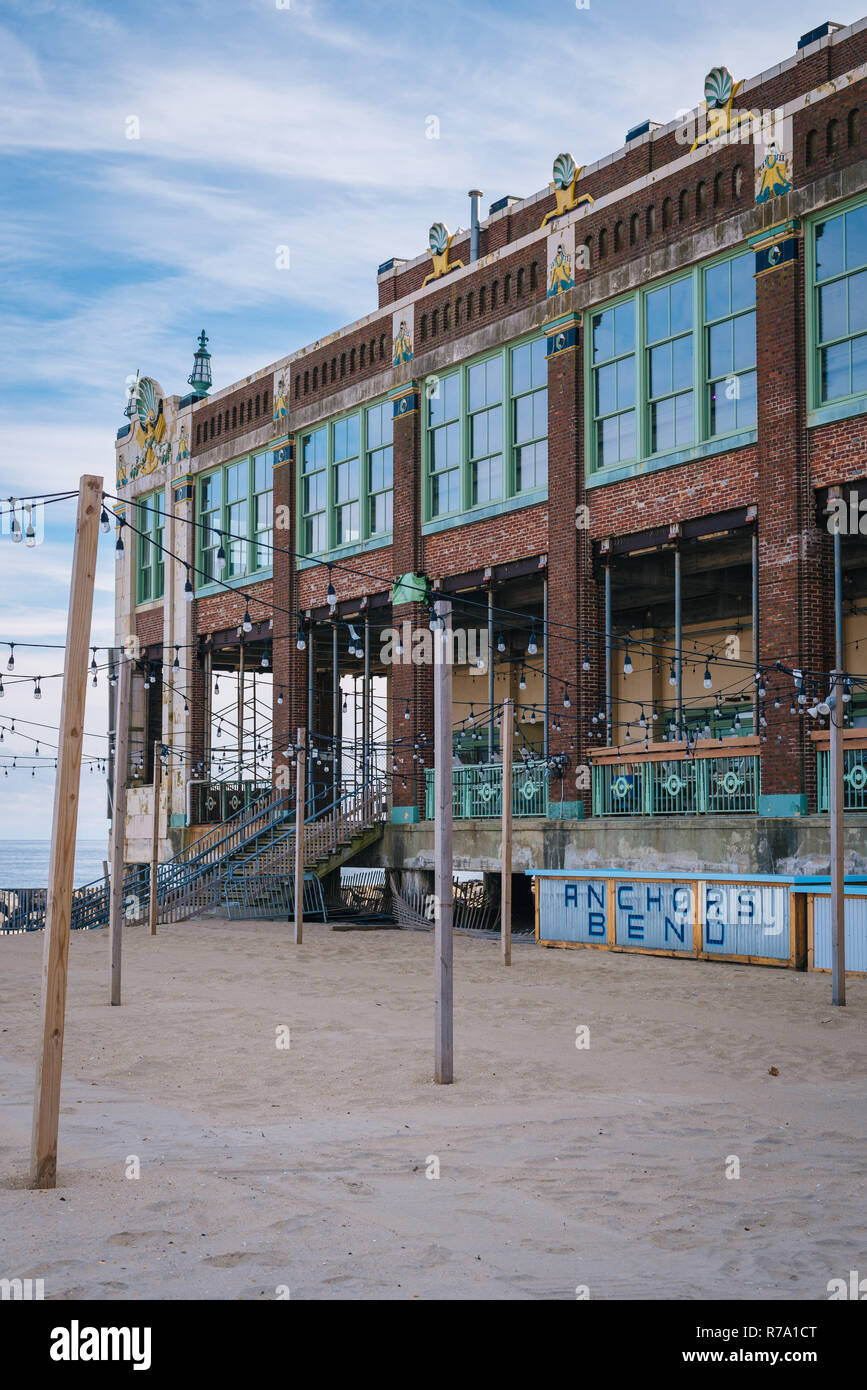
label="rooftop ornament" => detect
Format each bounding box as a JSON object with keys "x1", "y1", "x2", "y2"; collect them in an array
[
  {"x1": 187, "y1": 329, "x2": 212, "y2": 398},
  {"x1": 540, "y1": 153, "x2": 594, "y2": 228},
  {"x1": 422, "y1": 222, "x2": 464, "y2": 287},
  {"x1": 690, "y1": 66, "x2": 753, "y2": 151}
]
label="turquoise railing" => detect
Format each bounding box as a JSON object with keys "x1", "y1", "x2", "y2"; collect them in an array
[
  {"x1": 424, "y1": 761, "x2": 549, "y2": 819},
  {"x1": 592, "y1": 754, "x2": 760, "y2": 817},
  {"x1": 817, "y1": 747, "x2": 867, "y2": 811}
]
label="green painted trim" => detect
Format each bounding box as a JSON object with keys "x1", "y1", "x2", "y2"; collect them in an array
[
  {"x1": 807, "y1": 395, "x2": 867, "y2": 429},
  {"x1": 759, "y1": 793, "x2": 808, "y2": 818},
  {"x1": 295, "y1": 536, "x2": 391, "y2": 573},
  {"x1": 195, "y1": 567, "x2": 273, "y2": 598},
  {"x1": 391, "y1": 805, "x2": 420, "y2": 824},
  {"x1": 421, "y1": 487, "x2": 548, "y2": 536},
  {"x1": 547, "y1": 800, "x2": 584, "y2": 820},
  {"x1": 585, "y1": 429, "x2": 757, "y2": 489},
  {"x1": 747, "y1": 218, "x2": 801, "y2": 249}
]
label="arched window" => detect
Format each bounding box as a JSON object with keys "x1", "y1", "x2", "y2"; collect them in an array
[
  {"x1": 662, "y1": 198, "x2": 673, "y2": 229},
  {"x1": 304, "y1": 370, "x2": 309, "y2": 394},
  {"x1": 350, "y1": 347, "x2": 356, "y2": 373},
  {"x1": 455, "y1": 296, "x2": 462, "y2": 325},
  {"x1": 630, "y1": 213, "x2": 639, "y2": 245},
  {"x1": 646, "y1": 205, "x2": 656, "y2": 236},
  {"x1": 516, "y1": 269, "x2": 524, "y2": 297},
  {"x1": 827, "y1": 119, "x2": 839, "y2": 154},
  {"x1": 360, "y1": 342, "x2": 367, "y2": 366},
  {"x1": 442, "y1": 302, "x2": 450, "y2": 331},
  {"x1": 255, "y1": 394, "x2": 260, "y2": 417},
  {"x1": 294, "y1": 376, "x2": 300, "y2": 400},
  {"x1": 224, "y1": 410, "x2": 229, "y2": 432},
  {"x1": 479, "y1": 285, "x2": 487, "y2": 313},
  {"x1": 504, "y1": 274, "x2": 511, "y2": 302},
  {"x1": 491, "y1": 280, "x2": 499, "y2": 307},
  {"x1": 847, "y1": 109, "x2": 860, "y2": 146},
  {"x1": 239, "y1": 401, "x2": 245, "y2": 424},
  {"x1": 216, "y1": 414, "x2": 221, "y2": 436},
  {"x1": 263, "y1": 389, "x2": 269, "y2": 413},
  {"x1": 340, "y1": 352, "x2": 346, "y2": 377},
  {"x1": 419, "y1": 314, "x2": 427, "y2": 343},
  {"x1": 232, "y1": 405, "x2": 238, "y2": 428},
  {"x1": 806, "y1": 129, "x2": 818, "y2": 166},
  {"x1": 330, "y1": 358, "x2": 336, "y2": 382},
  {"x1": 714, "y1": 171, "x2": 725, "y2": 206},
  {"x1": 209, "y1": 417, "x2": 215, "y2": 440},
  {"x1": 432, "y1": 308, "x2": 439, "y2": 336},
  {"x1": 312, "y1": 367, "x2": 318, "y2": 391},
  {"x1": 696, "y1": 180, "x2": 707, "y2": 213},
  {"x1": 196, "y1": 423, "x2": 201, "y2": 445},
  {"x1": 466, "y1": 290, "x2": 475, "y2": 318},
  {"x1": 530, "y1": 261, "x2": 538, "y2": 290},
  {"x1": 379, "y1": 334, "x2": 386, "y2": 359},
  {"x1": 370, "y1": 338, "x2": 376, "y2": 363},
  {"x1": 679, "y1": 189, "x2": 689, "y2": 221},
  {"x1": 598, "y1": 228, "x2": 608, "y2": 259},
  {"x1": 614, "y1": 220, "x2": 624, "y2": 251},
  {"x1": 732, "y1": 165, "x2": 744, "y2": 199}
]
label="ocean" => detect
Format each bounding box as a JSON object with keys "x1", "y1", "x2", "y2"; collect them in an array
[{"x1": 0, "y1": 840, "x2": 110, "y2": 889}]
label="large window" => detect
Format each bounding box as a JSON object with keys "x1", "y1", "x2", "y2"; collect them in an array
[
  {"x1": 301, "y1": 428, "x2": 327, "y2": 554},
  {"x1": 812, "y1": 199, "x2": 867, "y2": 406},
  {"x1": 197, "y1": 452, "x2": 273, "y2": 587},
  {"x1": 512, "y1": 338, "x2": 548, "y2": 491},
  {"x1": 135, "y1": 490, "x2": 165, "y2": 605},
  {"x1": 425, "y1": 335, "x2": 548, "y2": 521},
  {"x1": 588, "y1": 251, "x2": 756, "y2": 477},
  {"x1": 366, "y1": 402, "x2": 393, "y2": 536},
  {"x1": 298, "y1": 399, "x2": 394, "y2": 557}
]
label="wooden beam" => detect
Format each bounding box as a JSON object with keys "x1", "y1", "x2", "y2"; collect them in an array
[
  {"x1": 148, "y1": 739, "x2": 161, "y2": 936},
  {"x1": 294, "y1": 728, "x2": 306, "y2": 944},
  {"x1": 109, "y1": 654, "x2": 131, "y2": 1005},
  {"x1": 30, "y1": 474, "x2": 102, "y2": 1189},
  {"x1": 433, "y1": 599, "x2": 454, "y2": 1083},
  {"x1": 501, "y1": 697, "x2": 513, "y2": 967}
]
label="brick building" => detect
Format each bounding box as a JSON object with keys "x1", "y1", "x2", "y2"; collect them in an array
[{"x1": 114, "y1": 17, "x2": 867, "y2": 882}]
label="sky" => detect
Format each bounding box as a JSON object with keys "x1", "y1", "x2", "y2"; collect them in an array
[{"x1": 0, "y1": 0, "x2": 850, "y2": 841}]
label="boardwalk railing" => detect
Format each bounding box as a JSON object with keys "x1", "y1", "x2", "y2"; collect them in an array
[
  {"x1": 591, "y1": 740, "x2": 760, "y2": 817},
  {"x1": 424, "y1": 761, "x2": 549, "y2": 820},
  {"x1": 817, "y1": 745, "x2": 867, "y2": 812}
]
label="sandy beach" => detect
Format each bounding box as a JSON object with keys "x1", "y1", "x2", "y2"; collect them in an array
[{"x1": 1, "y1": 918, "x2": 865, "y2": 1300}]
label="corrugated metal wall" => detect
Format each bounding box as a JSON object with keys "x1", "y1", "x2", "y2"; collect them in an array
[{"x1": 812, "y1": 895, "x2": 867, "y2": 973}]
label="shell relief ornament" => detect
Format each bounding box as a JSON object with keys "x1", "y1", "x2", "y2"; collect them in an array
[
  {"x1": 422, "y1": 221, "x2": 465, "y2": 286},
  {"x1": 690, "y1": 66, "x2": 753, "y2": 150},
  {"x1": 540, "y1": 152, "x2": 594, "y2": 228},
  {"x1": 129, "y1": 377, "x2": 170, "y2": 479}
]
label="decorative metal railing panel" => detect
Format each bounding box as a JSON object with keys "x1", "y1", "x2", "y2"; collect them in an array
[
  {"x1": 593, "y1": 756, "x2": 760, "y2": 817},
  {"x1": 424, "y1": 762, "x2": 549, "y2": 819},
  {"x1": 817, "y1": 748, "x2": 867, "y2": 812},
  {"x1": 192, "y1": 780, "x2": 272, "y2": 824}
]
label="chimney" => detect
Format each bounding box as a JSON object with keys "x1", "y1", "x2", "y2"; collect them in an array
[{"x1": 468, "y1": 190, "x2": 483, "y2": 262}]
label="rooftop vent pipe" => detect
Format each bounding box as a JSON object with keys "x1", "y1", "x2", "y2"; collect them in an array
[{"x1": 468, "y1": 190, "x2": 483, "y2": 263}]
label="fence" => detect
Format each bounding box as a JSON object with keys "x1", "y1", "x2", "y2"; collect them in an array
[
  {"x1": 816, "y1": 747, "x2": 867, "y2": 812},
  {"x1": 592, "y1": 754, "x2": 760, "y2": 817},
  {"x1": 424, "y1": 761, "x2": 548, "y2": 820}
]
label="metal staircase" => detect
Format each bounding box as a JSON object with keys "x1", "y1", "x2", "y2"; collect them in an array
[{"x1": 2, "y1": 781, "x2": 387, "y2": 934}]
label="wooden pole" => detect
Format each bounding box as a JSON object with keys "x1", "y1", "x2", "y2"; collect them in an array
[
  {"x1": 294, "y1": 727, "x2": 306, "y2": 944},
  {"x1": 148, "y1": 738, "x2": 161, "y2": 936},
  {"x1": 108, "y1": 655, "x2": 131, "y2": 1005},
  {"x1": 433, "y1": 599, "x2": 454, "y2": 1083},
  {"x1": 30, "y1": 474, "x2": 102, "y2": 1189},
  {"x1": 830, "y1": 674, "x2": 846, "y2": 1005},
  {"x1": 501, "y1": 697, "x2": 513, "y2": 967}
]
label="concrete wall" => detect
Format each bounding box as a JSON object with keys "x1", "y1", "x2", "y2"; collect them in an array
[{"x1": 357, "y1": 815, "x2": 867, "y2": 878}]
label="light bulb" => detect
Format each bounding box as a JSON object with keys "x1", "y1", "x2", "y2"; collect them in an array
[{"x1": 703, "y1": 667, "x2": 712, "y2": 689}]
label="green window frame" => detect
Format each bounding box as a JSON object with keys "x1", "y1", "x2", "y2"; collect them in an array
[
  {"x1": 809, "y1": 196, "x2": 867, "y2": 409},
  {"x1": 587, "y1": 249, "x2": 757, "y2": 478},
  {"x1": 196, "y1": 452, "x2": 273, "y2": 588},
  {"x1": 423, "y1": 334, "x2": 549, "y2": 521},
  {"x1": 298, "y1": 398, "x2": 394, "y2": 558},
  {"x1": 366, "y1": 401, "x2": 394, "y2": 536},
  {"x1": 135, "y1": 489, "x2": 165, "y2": 605}
]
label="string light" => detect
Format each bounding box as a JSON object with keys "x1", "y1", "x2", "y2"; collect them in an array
[
  {"x1": 100, "y1": 503, "x2": 111, "y2": 534},
  {"x1": 184, "y1": 565, "x2": 194, "y2": 601},
  {"x1": 7, "y1": 644, "x2": 14, "y2": 672},
  {"x1": 623, "y1": 639, "x2": 633, "y2": 676}
]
